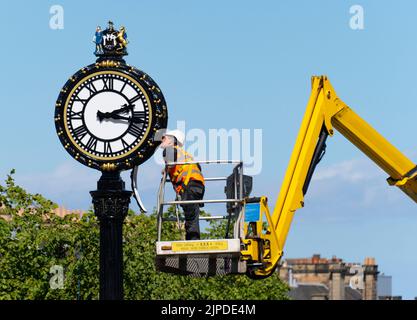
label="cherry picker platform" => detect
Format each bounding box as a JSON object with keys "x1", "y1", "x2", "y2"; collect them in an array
[{"x1": 155, "y1": 160, "x2": 252, "y2": 276}]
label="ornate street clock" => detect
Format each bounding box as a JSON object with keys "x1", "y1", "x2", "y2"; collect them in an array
[
  {"x1": 55, "y1": 22, "x2": 168, "y2": 172},
  {"x1": 54, "y1": 22, "x2": 167, "y2": 300}
]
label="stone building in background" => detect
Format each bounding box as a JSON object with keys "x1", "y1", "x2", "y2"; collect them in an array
[
  {"x1": 0, "y1": 205, "x2": 85, "y2": 221},
  {"x1": 53, "y1": 206, "x2": 85, "y2": 218},
  {"x1": 279, "y1": 254, "x2": 398, "y2": 300}
]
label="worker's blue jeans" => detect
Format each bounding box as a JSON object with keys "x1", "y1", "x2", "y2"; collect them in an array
[{"x1": 179, "y1": 180, "x2": 205, "y2": 240}]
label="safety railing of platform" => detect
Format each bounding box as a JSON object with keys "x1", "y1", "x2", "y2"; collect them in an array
[{"x1": 156, "y1": 160, "x2": 244, "y2": 241}]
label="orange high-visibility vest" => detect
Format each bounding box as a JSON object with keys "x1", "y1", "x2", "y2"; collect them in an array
[{"x1": 167, "y1": 146, "x2": 204, "y2": 194}]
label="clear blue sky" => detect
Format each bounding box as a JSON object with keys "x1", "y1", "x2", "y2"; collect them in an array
[{"x1": 1, "y1": 0, "x2": 417, "y2": 299}]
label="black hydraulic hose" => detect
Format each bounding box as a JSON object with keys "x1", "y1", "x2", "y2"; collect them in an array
[{"x1": 302, "y1": 126, "x2": 329, "y2": 195}]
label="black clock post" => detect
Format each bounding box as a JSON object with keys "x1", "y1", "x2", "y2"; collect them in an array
[{"x1": 90, "y1": 171, "x2": 131, "y2": 300}]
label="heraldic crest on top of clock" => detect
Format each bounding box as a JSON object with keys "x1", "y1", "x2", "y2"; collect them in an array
[
  {"x1": 55, "y1": 21, "x2": 168, "y2": 172},
  {"x1": 93, "y1": 20, "x2": 129, "y2": 57}
]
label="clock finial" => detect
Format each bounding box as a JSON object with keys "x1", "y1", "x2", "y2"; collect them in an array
[{"x1": 93, "y1": 20, "x2": 129, "y2": 61}]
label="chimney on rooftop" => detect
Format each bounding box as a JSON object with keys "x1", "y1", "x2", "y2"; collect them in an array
[
  {"x1": 329, "y1": 263, "x2": 346, "y2": 300},
  {"x1": 312, "y1": 254, "x2": 320, "y2": 264},
  {"x1": 363, "y1": 257, "x2": 378, "y2": 300}
]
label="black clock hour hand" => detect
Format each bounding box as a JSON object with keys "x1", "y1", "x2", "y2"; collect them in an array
[{"x1": 97, "y1": 110, "x2": 112, "y2": 122}]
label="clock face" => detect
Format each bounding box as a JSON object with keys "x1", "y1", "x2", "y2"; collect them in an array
[
  {"x1": 66, "y1": 71, "x2": 150, "y2": 159},
  {"x1": 55, "y1": 62, "x2": 168, "y2": 171}
]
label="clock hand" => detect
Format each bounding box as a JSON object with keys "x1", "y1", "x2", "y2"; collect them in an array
[
  {"x1": 97, "y1": 110, "x2": 110, "y2": 122},
  {"x1": 97, "y1": 110, "x2": 144, "y2": 123},
  {"x1": 109, "y1": 114, "x2": 144, "y2": 123},
  {"x1": 108, "y1": 103, "x2": 135, "y2": 117},
  {"x1": 116, "y1": 103, "x2": 135, "y2": 114},
  {"x1": 97, "y1": 104, "x2": 135, "y2": 122},
  {"x1": 97, "y1": 110, "x2": 116, "y2": 122}
]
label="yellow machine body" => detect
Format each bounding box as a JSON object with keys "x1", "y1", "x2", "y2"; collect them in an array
[{"x1": 242, "y1": 76, "x2": 417, "y2": 278}]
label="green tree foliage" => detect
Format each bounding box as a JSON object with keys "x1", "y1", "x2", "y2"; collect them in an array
[{"x1": 0, "y1": 171, "x2": 289, "y2": 300}]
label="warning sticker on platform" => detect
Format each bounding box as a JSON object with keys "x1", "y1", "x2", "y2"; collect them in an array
[{"x1": 172, "y1": 241, "x2": 228, "y2": 252}]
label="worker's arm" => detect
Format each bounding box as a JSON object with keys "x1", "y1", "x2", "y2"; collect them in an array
[
  {"x1": 162, "y1": 146, "x2": 178, "y2": 164},
  {"x1": 244, "y1": 76, "x2": 417, "y2": 278}
]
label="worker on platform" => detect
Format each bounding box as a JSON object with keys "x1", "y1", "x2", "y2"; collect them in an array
[{"x1": 160, "y1": 130, "x2": 205, "y2": 240}]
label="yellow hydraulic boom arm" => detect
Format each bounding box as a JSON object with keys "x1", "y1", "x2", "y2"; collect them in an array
[{"x1": 242, "y1": 76, "x2": 417, "y2": 278}]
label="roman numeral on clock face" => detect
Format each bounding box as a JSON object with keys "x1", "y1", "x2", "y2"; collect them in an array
[
  {"x1": 120, "y1": 81, "x2": 128, "y2": 93},
  {"x1": 104, "y1": 141, "x2": 112, "y2": 153},
  {"x1": 132, "y1": 111, "x2": 146, "y2": 123},
  {"x1": 85, "y1": 136, "x2": 98, "y2": 151},
  {"x1": 129, "y1": 94, "x2": 141, "y2": 104},
  {"x1": 128, "y1": 122, "x2": 143, "y2": 137},
  {"x1": 121, "y1": 139, "x2": 130, "y2": 150},
  {"x1": 102, "y1": 77, "x2": 114, "y2": 90},
  {"x1": 85, "y1": 81, "x2": 98, "y2": 96},
  {"x1": 70, "y1": 110, "x2": 83, "y2": 120},
  {"x1": 73, "y1": 97, "x2": 88, "y2": 106},
  {"x1": 73, "y1": 125, "x2": 88, "y2": 140}
]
